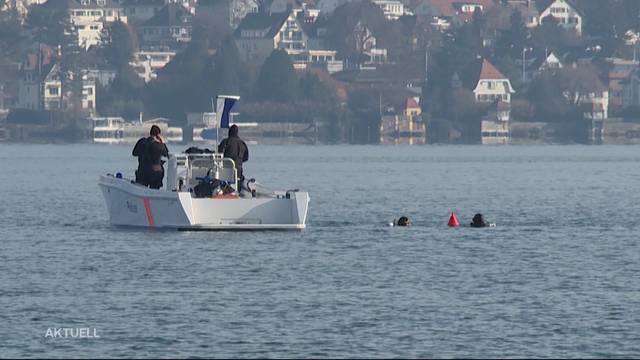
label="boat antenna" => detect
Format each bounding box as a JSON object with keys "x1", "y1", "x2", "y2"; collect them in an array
[{"x1": 211, "y1": 97, "x2": 217, "y2": 152}]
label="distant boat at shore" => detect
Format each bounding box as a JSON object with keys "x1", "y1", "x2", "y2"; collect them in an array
[{"x1": 92, "y1": 117, "x2": 183, "y2": 144}]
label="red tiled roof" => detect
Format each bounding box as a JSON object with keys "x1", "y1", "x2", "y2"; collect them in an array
[
  {"x1": 23, "y1": 45, "x2": 54, "y2": 70},
  {"x1": 478, "y1": 59, "x2": 506, "y2": 80},
  {"x1": 405, "y1": 97, "x2": 420, "y2": 109}
]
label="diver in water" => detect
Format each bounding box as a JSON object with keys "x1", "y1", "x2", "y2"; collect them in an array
[
  {"x1": 393, "y1": 216, "x2": 411, "y2": 227},
  {"x1": 470, "y1": 213, "x2": 487, "y2": 228}
]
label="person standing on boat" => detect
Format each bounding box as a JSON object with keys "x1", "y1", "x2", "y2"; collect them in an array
[
  {"x1": 132, "y1": 136, "x2": 148, "y2": 184},
  {"x1": 139, "y1": 125, "x2": 169, "y2": 189},
  {"x1": 218, "y1": 124, "x2": 249, "y2": 188}
]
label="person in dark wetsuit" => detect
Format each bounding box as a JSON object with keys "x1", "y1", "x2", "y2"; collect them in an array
[
  {"x1": 132, "y1": 136, "x2": 149, "y2": 184},
  {"x1": 470, "y1": 213, "x2": 487, "y2": 228},
  {"x1": 396, "y1": 216, "x2": 411, "y2": 226},
  {"x1": 139, "y1": 125, "x2": 169, "y2": 189},
  {"x1": 217, "y1": 124, "x2": 249, "y2": 188}
]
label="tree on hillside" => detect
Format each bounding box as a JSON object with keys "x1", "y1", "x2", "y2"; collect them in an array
[
  {"x1": 530, "y1": 16, "x2": 582, "y2": 54},
  {"x1": 298, "y1": 73, "x2": 333, "y2": 103},
  {"x1": 95, "y1": 21, "x2": 145, "y2": 118},
  {"x1": 325, "y1": 0, "x2": 387, "y2": 62},
  {"x1": 495, "y1": 10, "x2": 528, "y2": 59},
  {"x1": 0, "y1": 4, "x2": 27, "y2": 53},
  {"x1": 526, "y1": 66, "x2": 602, "y2": 123},
  {"x1": 101, "y1": 21, "x2": 136, "y2": 70},
  {"x1": 212, "y1": 35, "x2": 250, "y2": 98},
  {"x1": 26, "y1": 3, "x2": 73, "y2": 47},
  {"x1": 255, "y1": 50, "x2": 297, "y2": 103},
  {"x1": 144, "y1": 40, "x2": 215, "y2": 123}
]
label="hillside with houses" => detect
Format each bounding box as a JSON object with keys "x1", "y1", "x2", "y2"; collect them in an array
[{"x1": 2, "y1": 0, "x2": 640, "y2": 144}]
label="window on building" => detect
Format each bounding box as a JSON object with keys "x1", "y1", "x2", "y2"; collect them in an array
[{"x1": 49, "y1": 87, "x2": 59, "y2": 96}]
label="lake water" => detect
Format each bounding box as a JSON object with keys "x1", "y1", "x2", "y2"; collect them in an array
[{"x1": 1, "y1": 144, "x2": 640, "y2": 358}]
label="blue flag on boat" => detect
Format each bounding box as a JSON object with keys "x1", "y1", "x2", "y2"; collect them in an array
[{"x1": 216, "y1": 96, "x2": 239, "y2": 129}]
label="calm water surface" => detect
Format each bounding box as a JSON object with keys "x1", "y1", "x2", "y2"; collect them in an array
[{"x1": 1, "y1": 144, "x2": 639, "y2": 358}]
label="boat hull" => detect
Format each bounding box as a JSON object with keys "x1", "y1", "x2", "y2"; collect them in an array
[{"x1": 99, "y1": 175, "x2": 309, "y2": 230}]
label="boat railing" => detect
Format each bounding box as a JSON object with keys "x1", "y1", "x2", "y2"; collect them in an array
[{"x1": 166, "y1": 152, "x2": 238, "y2": 192}]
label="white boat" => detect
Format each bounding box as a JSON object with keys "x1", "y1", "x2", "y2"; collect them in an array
[
  {"x1": 92, "y1": 117, "x2": 183, "y2": 144},
  {"x1": 99, "y1": 151, "x2": 310, "y2": 230}
]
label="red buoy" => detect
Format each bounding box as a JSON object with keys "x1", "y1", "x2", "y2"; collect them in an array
[{"x1": 448, "y1": 212, "x2": 459, "y2": 227}]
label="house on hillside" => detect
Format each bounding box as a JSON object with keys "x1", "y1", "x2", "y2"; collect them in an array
[
  {"x1": 621, "y1": 67, "x2": 640, "y2": 109},
  {"x1": 43, "y1": 0, "x2": 127, "y2": 49},
  {"x1": 371, "y1": 0, "x2": 405, "y2": 20},
  {"x1": 195, "y1": 0, "x2": 258, "y2": 29},
  {"x1": 130, "y1": 49, "x2": 176, "y2": 82},
  {"x1": 234, "y1": 9, "x2": 342, "y2": 72},
  {"x1": 345, "y1": 21, "x2": 388, "y2": 67},
  {"x1": 122, "y1": 0, "x2": 165, "y2": 23},
  {"x1": 508, "y1": 0, "x2": 541, "y2": 28},
  {"x1": 380, "y1": 96, "x2": 426, "y2": 145},
  {"x1": 80, "y1": 74, "x2": 96, "y2": 116},
  {"x1": 470, "y1": 59, "x2": 515, "y2": 103},
  {"x1": 16, "y1": 46, "x2": 57, "y2": 110},
  {"x1": 523, "y1": 51, "x2": 563, "y2": 82},
  {"x1": 42, "y1": 63, "x2": 63, "y2": 111},
  {"x1": 607, "y1": 58, "x2": 638, "y2": 111},
  {"x1": 412, "y1": 0, "x2": 494, "y2": 30},
  {"x1": 481, "y1": 101, "x2": 510, "y2": 144},
  {"x1": 453, "y1": 58, "x2": 514, "y2": 144},
  {"x1": 536, "y1": 0, "x2": 582, "y2": 35},
  {"x1": 138, "y1": 3, "x2": 193, "y2": 49},
  {"x1": 16, "y1": 47, "x2": 96, "y2": 114},
  {"x1": 234, "y1": 11, "x2": 290, "y2": 65}
]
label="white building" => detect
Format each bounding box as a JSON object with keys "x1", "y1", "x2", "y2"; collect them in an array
[
  {"x1": 42, "y1": 63, "x2": 63, "y2": 110},
  {"x1": 17, "y1": 46, "x2": 57, "y2": 110},
  {"x1": 481, "y1": 101, "x2": 510, "y2": 144},
  {"x1": 371, "y1": 0, "x2": 404, "y2": 20},
  {"x1": 537, "y1": 0, "x2": 582, "y2": 35},
  {"x1": 579, "y1": 91, "x2": 608, "y2": 120},
  {"x1": 130, "y1": 49, "x2": 176, "y2": 82},
  {"x1": 81, "y1": 76, "x2": 96, "y2": 115},
  {"x1": 234, "y1": 9, "x2": 343, "y2": 71},
  {"x1": 472, "y1": 59, "x2": 515, "y2": 103},
  {"x1": 139, "y1": 3, "x2": 193, "y2": 48},
  {"x1": 42, "y1": 0, "x2": 127, "y2": 49}
]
